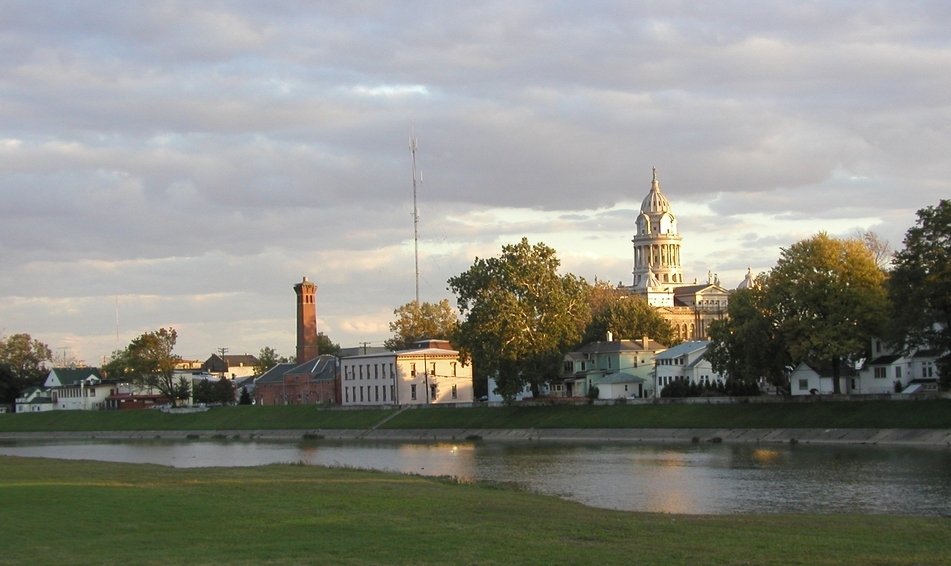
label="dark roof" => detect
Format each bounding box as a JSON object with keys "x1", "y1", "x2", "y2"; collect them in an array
[
  {"x1": 802, "y1": 362, "x2": 858, "y2": 378},
  {"x1": 912, "y1": 349, "x2": 942, "y2": 358},
  {"x1": 253, "y1": 362, "x2": 297, "y2": 385},
  {"x1": 866, "y1": 355, "x2": 902, "y2": 366},
  {"x1": 339, "y1": 346, "x2": 391, "y2": 358},
  {"x1": 49, "y1": 367, "x2": 103, "y2": 385},
  {"x1": 284, "y1": 355, "x2": 337, "y2": 381}
]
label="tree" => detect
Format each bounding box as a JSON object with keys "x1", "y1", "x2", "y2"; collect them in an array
[
  {"x1": 767, "y1": 233, "x2": 888, "y2": 394},
  {"x1": 384, "y1": 299, "x2": 459, "y2": 350},
  {"x1": 255, "y1": 346, "x2": 289, "y2": 375},
  {"x1": 0, "y1": 333, "x2": 53, "y2": 402},
  {"x1": 239, "y1": 386, "x2": 252, "y2": 405},
  {"x1": 448, "y1": 238, "x2": 589, "y2": 402},
  {"x1": 582, "y1": 286, "x2": 675, "y2": 345},
  {"x1": 103, "y1": 328, "x2": 190, "y2": 406},
  {"x1": 316, "y1": 332, "x2": 341, "y2": 357},
  {"x1": 853, "y1": 229, "x2": 892, "y2": 271},
  {"x1": 889, "y1": 200, "x2": 951, "y2": 387},
  {"x1": 707, "y1": 278, "x2": 788, "y2": 388}
]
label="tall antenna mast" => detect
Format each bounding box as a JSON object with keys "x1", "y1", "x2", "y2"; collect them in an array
[{"x1": 409, "y1": 130, "x2": 421, "y2": 304}]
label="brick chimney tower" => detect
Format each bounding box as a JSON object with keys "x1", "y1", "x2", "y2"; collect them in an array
[{"x1": 294, "y1": 276, "x2": 318, "y2": 363}]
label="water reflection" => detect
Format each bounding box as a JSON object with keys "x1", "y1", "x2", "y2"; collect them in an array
[{"x1": 1, "y1": 439, "x2": 949, "y2": 516}]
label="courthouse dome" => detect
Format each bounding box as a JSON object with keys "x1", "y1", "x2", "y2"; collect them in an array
[{"x1": 640, "y1": 168, "x2": 671, "y2": 214}]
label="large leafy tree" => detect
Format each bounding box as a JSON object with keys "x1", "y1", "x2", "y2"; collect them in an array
[
  {"x1": 582, "y1": 285, "x2": 675, "y2": 345},
  {"x1": 103, "y1": 328, "x2": 190, "y2": 406},
  {"x1": 255, "y1": 346, "x2": 289, "y2": 374},
  {"x1": 0, "y1": 333, "x2": 53, "y2": 403},
  {"x1": 889, "y1": 200, "x2": 951, "y2": 386},
  {"x1": 707, "y1": 277, "x2": 788, "y2": 388},
  {"x1": 316, "y1": 333, "x2": 341, "y2": 357},
  {"x1": 385, "y1": 299, "x2": 459, "y2": 351},
  {"x1": 767, "y1": 233, "x2": 888, "y2": 394},
  {"x1": 448, "y1": 238, "x2": 589, "y2": 401}
]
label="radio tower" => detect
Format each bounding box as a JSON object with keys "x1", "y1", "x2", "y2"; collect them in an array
[{"x1": 410, "y1": 130, "x2": 421, "y2": 305}]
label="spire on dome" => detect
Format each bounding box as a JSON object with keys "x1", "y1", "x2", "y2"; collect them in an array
[{"x1": 641, "y1": 168, "x2": 671, "y2": 214}]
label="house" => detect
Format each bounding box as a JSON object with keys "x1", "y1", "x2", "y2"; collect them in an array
[
  {"x1": 653, "y1": 340, "x2": 726, "y2": 395},
  {"x1": 202, "y1": 354, "x2": 260, "y2": 379},
  {"x1": 856, "y1": 338, "x2": 943, "y2": 394},
  {"x1": 43, "y1": 367, "x2": 119, "y2": 411},
  {"x1": 253, "y1": 358, "x2": 338, "y2": 406},
  {"x1": 555, "y1": 335, "x2": 666, "y2": 399},
  {"x1": 15, "y1": 386, "x2": 54, "y2": 413},
  {"x1": 340, "y1": 339, "x2": 473, "y2": 406},
  {"x1": 486, "y1": 376, "x2": 539, "y2": 403},
  {"x1": 789, "y1": 362, "x2": 860, "y2": 396}
]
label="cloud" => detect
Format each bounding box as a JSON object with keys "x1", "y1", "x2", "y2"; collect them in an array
[{"x1": 1, "y1": 2, "x2": 948, "y2": 364}]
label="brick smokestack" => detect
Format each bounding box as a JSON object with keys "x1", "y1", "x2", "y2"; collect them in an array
[{"x1": 294, "y1": 276, "x2": 318, "y2": 363}]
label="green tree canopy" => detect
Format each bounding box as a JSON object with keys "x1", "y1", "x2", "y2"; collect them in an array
[
  {"x1": 448, "y1": 238, "x2": 589, "y2": 402},
  {"x1": 707, "y1": 277, "x2": 788, "y2": 387},
  {"x1": 0, "y1": 333, "x2": 53, "y2": 402},
  {"x1": 889, "y1": 199, "x2": 951, "y2": 386},
  {"x1": 103, "y1": 328, "x2": 190, "y2": 406},
  {"x1": 255, "y1": 346, "x2": 289, "y2": 374},
  {"x1": 582, "y1": 283, "x2": 675, "y2": 345},
  {"x1": 767, "y1": 233, "x2": 889, "y2": 393},
  {"x1": 316, "y1": 333, "x2": 341, "y2": 357},
  {"x1": 384, "y1": 299, "x2": 459, "y2": 351}
]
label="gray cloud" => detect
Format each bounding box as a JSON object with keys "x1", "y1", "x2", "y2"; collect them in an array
[{"x1": 1, "y1": 1, "x2": 948, "y2": 363}]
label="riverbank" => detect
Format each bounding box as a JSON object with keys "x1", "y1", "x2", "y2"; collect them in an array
[
  {"x1": 3, "y1": 426, "x2": 950, "y2": 446},
  {"x1": 4, "y1": 456, "x2": 947, "y2": 565}
]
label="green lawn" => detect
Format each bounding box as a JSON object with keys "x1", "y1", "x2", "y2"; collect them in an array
[
  {"x1": 1, "y1": 455, "x2": 948, "y2": 565},
  {"x1": 2, "y1": 400, "x2": 951, "y2": 433}
]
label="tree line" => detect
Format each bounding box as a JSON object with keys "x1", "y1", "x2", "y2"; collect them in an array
[{"x1": 3, "y1": 200, "x2": 947, "y2": 406}]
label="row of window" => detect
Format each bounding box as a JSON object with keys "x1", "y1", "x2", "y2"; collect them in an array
[
  {"x1": 343, "y1": 361, "x2": 460, "y2": 381},
  {"x1": 344, "y1": 383, "x2": 458, "y2": 404}
]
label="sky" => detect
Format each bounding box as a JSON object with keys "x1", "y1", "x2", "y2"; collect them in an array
[{"x1": 1, "y1": 2, "x2": 949, "y2": 366}]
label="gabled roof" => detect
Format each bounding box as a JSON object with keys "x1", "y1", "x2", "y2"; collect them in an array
[
  {"x1": 47, "y1": 367, "x2": 103, "y2": 386},
  {"x1": 795, "y1": 361, "x2": 859, "y2": 378},
  {"x1": 253, "y1": 362, "x2": 297, "y2": 385},
  {"x1": 654, "y1": 341, "x2": 710, "y2": 360},
  {"x1": 284, "y1": 355, "x2": 337, "y2": 381}
]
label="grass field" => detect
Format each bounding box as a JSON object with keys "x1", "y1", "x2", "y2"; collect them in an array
[
  {"x1": 2, "y1": 455, "x2": 950, "y2": 565},
  {"x1": 2, "y1": 399, "x2": 951, "y2": 433}
]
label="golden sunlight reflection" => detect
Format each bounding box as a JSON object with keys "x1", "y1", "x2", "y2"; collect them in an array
[
  {"x1": 641, "y1": 451, "x2": 703, "y2": 514},
  {"x1": 752, "y1": 448, "x2": 782, "y2": 465}
]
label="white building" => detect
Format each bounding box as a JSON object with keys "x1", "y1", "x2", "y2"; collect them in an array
[
  {"x1": 340, "y1": 340, "x2": 473, "y2": 406},
  {"x1": 788, "y1": 362, "x2": 859, "y2": 396},
  {"x1": 653, "y1": 340, "x2": 725, "y2": 395},
  {"x1": 854, "y1": 338, "x2": 942, "y2": 395},
  {"x1": 43, "y1": 367, "x2": 118, "y2": 411}
]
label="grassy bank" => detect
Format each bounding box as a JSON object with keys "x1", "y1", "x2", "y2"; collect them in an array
[
  {"x1": 2, "y1": 455, "x2": 948, "y2": 565},
  {"x1": 2, "y1": 400, "x2": 951, "y2": 433}
]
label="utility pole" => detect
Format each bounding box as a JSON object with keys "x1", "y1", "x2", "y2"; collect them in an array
[{"x1": 410, "y1": 130, "x2": 421, "y2": 305}]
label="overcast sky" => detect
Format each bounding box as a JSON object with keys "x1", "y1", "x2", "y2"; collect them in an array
[{"x1": 1, "y1": 1, "x2": 948, "y2": 365}]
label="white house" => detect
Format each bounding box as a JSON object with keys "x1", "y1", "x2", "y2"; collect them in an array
[
  {"x1": 44, "y1": 367, "x2": 117, "y2": 411},
  {"x1": 855, "y1": 338, "x2": 943, "y2": 394},
  {"x1": 789, "y1": 362, "x2": 860, "y2": 396},
  {"x1": 486, "y1": 376, "x2": 536, "y2": 403},
  {"x1": 15, "y1": 386, "x2": 54, "y2": 413},
  {"x1": 340, "y1": 339, "x2": 473, "y2": 406},
  {"x1": 653, "y1": 340, "x2": 726, "y2": 395}
]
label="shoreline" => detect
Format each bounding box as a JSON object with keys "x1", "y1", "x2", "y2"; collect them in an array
[{"x1": 3, "y1": 427, "x2": 951, "y2": 446}]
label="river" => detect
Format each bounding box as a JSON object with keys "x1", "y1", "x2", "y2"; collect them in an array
[{"x1": 1, "y1": 438, "x2": 949, "y2": 516}]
